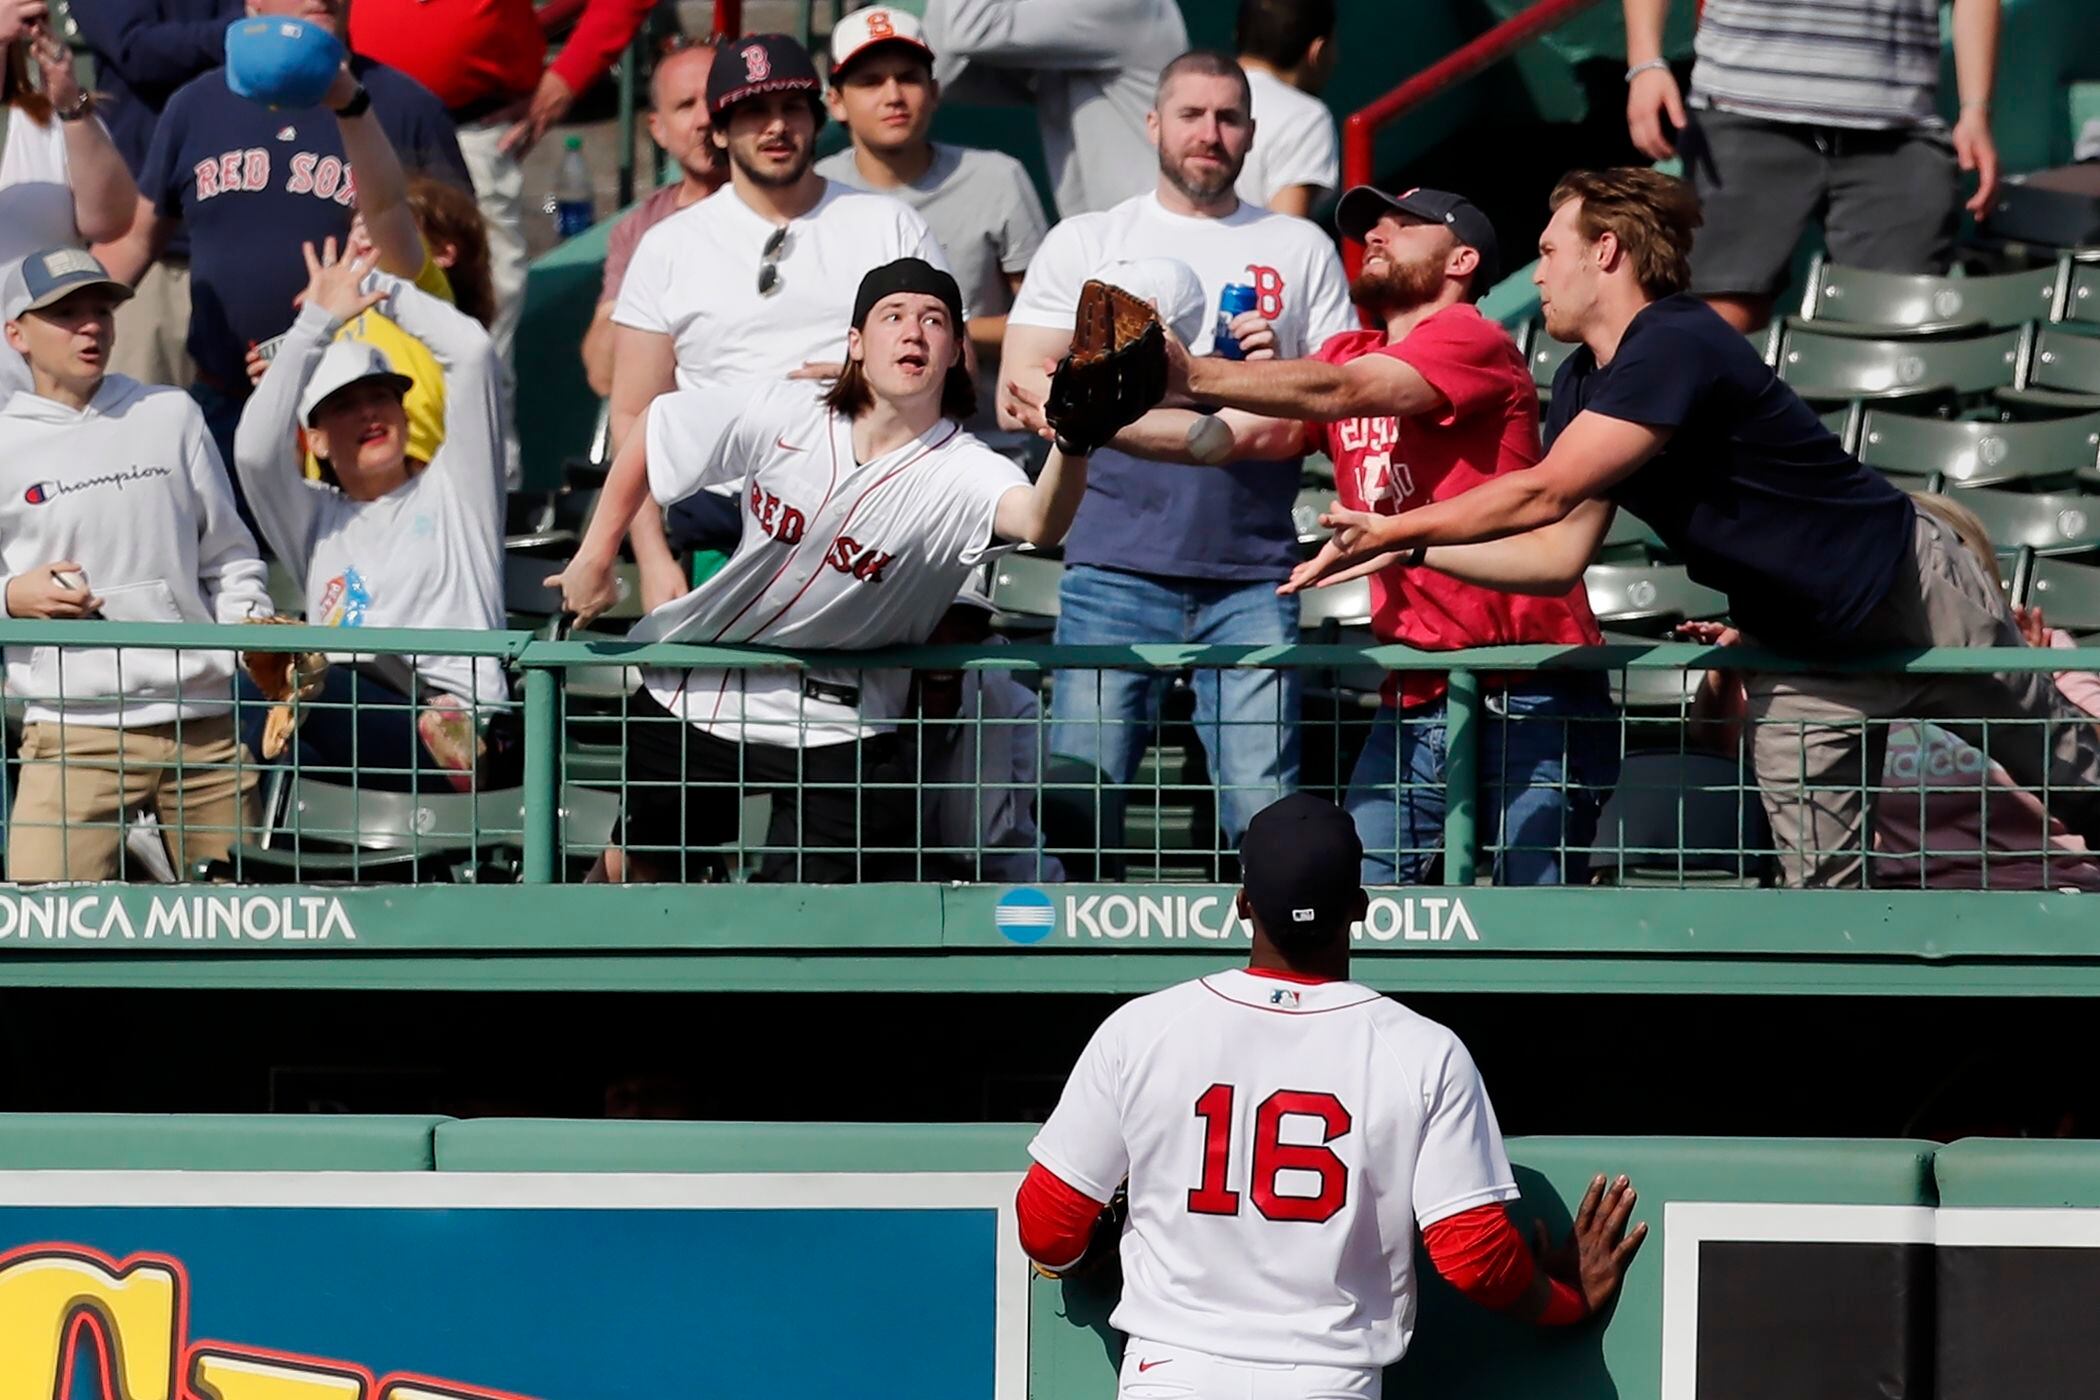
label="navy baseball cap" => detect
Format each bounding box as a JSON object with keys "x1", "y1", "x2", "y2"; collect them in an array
[
  {"x1": 3, "y1": 247, "x2": 133, "y2": 322},
  {"x1": 1337, "y1": 185, "x2": 1500, "y2": 289},
  {"x1": 852, "y1": 257, "x2": 963, "y2": 331},
  {"x1": 707, "y1": 34, "x2": 824, "y2": 118},
  {"x1": 1239, "y1": 794, "x2": 1364, "y2": 943}
]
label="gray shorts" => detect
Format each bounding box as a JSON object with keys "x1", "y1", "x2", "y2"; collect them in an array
[{"x1": 1682, "y1": 105, "x2": 1959, "y2": 301}]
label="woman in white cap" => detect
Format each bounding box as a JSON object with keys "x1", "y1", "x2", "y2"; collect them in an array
[{"x1": 232, "y1": 238, "x2": 511, "y2": 789}]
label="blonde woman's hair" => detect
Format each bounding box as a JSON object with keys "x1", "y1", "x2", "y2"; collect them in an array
[{"x1": 1911, "y1": 491, "x2": 2005, "y2": 593}]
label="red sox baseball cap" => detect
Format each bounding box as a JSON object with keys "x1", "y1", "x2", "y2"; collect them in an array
[
  {"x1": 1337, "y1": 185, "x2": 1501, "y2": 290},
  {"x1": 1238, "y1": 793, "x2": 1364, "y2": 944},
  {"x1": 707, "y1": 34, "x2": 824, "y2": 119},
  {"x1": 829, "y1": 6, "x2": 935, "y2": 79}
]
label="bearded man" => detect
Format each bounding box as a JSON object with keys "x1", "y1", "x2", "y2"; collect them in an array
[{"x1": 1028, "y1": 185, "x2": 1616, "y2": 885}]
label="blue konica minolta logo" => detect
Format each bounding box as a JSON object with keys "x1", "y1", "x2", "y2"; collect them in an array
[{"x1": 993, "y1": 888, "x2": 1057, "y2": 944}]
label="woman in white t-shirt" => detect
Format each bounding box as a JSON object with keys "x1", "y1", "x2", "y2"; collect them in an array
[
  {"x1": 0, "y1": 18, "x2": 138, "y2": 398},
  {"x1": 232, "y1": 240, "x2": 512, "y2": 791}
]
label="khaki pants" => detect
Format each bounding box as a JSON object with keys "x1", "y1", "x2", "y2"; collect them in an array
[
  {"x1": 455, "y1": 118, "x2": 525, "y2": 487},
  {"x1": 109, "y1": 258, "x2": 196, "y2": 390},
  {"x1": 1745, "y1": 508, "x2": 2100, "y2": 887},
  {"x1": 7, "y1": 716, "x2": 258, "y2": 883}
]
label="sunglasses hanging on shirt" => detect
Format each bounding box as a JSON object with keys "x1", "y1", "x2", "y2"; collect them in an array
[{"x1": 758, "y1": 225, "x2": 789, "y2": 296}]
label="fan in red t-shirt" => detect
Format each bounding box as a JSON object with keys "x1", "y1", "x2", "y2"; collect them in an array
[{"x1": 1010, "y1": 186, "x2": 1617, "y2": 885}]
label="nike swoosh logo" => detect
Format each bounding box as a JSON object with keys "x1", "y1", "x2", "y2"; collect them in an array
[
  {"x1": 775, "y1": 436, "x2": 805, "y2": 452},
  {"x1": 1137, "y1": 1359, "x2": 1170, "y2": 1372}
]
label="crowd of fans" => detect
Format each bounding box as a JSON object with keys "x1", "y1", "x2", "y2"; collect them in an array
[{"x1": 2, "y1": 0, "x2": 2086, "y2": 896}]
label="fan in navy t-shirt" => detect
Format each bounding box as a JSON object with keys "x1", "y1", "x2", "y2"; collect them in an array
[
  {"x1": 135, "y1": 56, "x2": 468, "y2": 396},
  {"x1": 1542, "y1": 292, "x2": 1916, "y2": 651}
]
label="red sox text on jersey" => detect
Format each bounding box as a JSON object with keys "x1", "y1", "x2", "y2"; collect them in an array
[
  {"x1": 749, "y1": 480, "x2": 895, "y2": 584},
  {"x1": 191, "y1": 149, "x2": 359, "y2": 206}
]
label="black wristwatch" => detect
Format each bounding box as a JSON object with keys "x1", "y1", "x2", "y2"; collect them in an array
[
  {"x1": 57, "y1": 91, "x2": 93, "y2": 122},
  {"x1": 335, "y1": 84, "x2": 372, "y2": 119},
  {"x1": 1405, "y1": 544, "x2": 1428, "y2": 568}
]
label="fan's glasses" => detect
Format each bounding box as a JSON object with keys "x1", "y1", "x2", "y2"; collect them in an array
[{"x1": 758, "y1": 225, "x2": 788, "y2": 295}]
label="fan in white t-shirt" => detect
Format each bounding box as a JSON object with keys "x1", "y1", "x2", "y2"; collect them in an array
[
  {"x1": 0, "y1": 23, "x2": 141, "y2": 398},
  {"x1": 1019, "y1": 794, "x2": 1649, "y2": 1400},
  {"x1": 554, "y1": 257, "x2": 1091, "y2": 885},
  {"x1": 607, "y1": 32, "x2": 963, "y2": 615},
  {"x1": 1233, "y1": 0, "x2": 1341, "y2": 218}
]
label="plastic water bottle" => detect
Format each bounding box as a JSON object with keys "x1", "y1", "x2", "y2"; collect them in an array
[
  {"x1": 553, "y1": 136, "x2": 594, "y2": 239},
  {"x1": 1213, "y1": 282, "x2": 1258, "y2": 360}
]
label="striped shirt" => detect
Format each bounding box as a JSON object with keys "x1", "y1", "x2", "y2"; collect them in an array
[{"x1": 1690, "y1": 0, "x2": 1944, "y2": 130}]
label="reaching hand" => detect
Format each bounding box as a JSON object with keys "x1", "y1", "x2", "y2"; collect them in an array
[
  {"x1": 1953, "y1": 107, "x2": 2000, "y2": 218},
  {"x1": 1280, "y1": 538, "x2": 1400, "y2": 595},
  {"x1": 1532, "y1": 1174, "x2": 1648, "y2": 1317},
  {"x1": 1161, "y1": 324, "x2": 1193, "y2": 399},
  {"x1": 2013, "y1": 603, "x2": 2049, "y2": 650},
  {"x1": 300, "y1": 238, "x2": 385, "y2": 325},
  {"x1": 1673, "y1": 620, "x2": 1741, "y2": 647},
  {"x1": 1626, "y1": 67, "x2": 1686, "y2": 162}
]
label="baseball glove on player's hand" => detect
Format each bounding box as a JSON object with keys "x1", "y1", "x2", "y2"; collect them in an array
[
  {"x1": 1030, "y1": 1183, "x2": 1130, "y2": 1282},
  {"x1": 1044, "y1": 281, "x2": 1168, "y2": 457},
  {"x1": 240, "y1": 616, "x2": 331, "y2": 760}
]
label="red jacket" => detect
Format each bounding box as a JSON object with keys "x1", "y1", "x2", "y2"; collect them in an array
[{"x1": 350, "y1": 0, "x2": 654, "y2": 110}]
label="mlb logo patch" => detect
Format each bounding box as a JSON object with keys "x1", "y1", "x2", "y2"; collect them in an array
[{"x1": 1269, "y1": 988, "x2": 1300, "y2": 1008}]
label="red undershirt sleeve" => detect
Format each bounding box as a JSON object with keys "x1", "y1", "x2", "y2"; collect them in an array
[
  {"x1": 1016, "y1": 1161, "x2": 1107, "y2": 1271},
  {"x1": 1422, "y1": 1202, "x2": 1588, "y2": 1324}
]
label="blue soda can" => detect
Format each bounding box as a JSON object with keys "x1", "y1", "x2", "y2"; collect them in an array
[{"x1": 1213, "y1": 282, "x2": 1259, "y2": 359}]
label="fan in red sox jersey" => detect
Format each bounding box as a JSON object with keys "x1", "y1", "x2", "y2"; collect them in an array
[
  {"x1": 1019, "y1": 793, "x2": 1647, "y2": 1400},
  {"x1": 550, "y1": 257, "x2": 1093, "y2": 884},
  {"x1": 1013, "y1": 186, "x2": 1618, "y2": 889}
]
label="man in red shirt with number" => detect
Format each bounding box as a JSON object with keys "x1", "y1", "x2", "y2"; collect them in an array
[
  {"x1": 1024, "y1": 187, "x2": 1614, "y2": 885},
  {"x1": 1018, "y1": 793, "x2": 1645, "y2": 1399}
]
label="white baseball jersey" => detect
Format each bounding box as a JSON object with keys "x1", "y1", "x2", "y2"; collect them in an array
[
  {"x1": 611, "y1": 179, "x2": 964, "y2": 395},
  {"x1": 1029, "y1": 968, "x2": 1519, "y2": 1368},
  {"x1": 632, "y1": 380, "x2": 1028, "y2": 747}
]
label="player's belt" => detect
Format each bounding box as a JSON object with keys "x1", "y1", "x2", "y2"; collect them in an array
[{"x1": 803, "y1": 677, "x2": 861, "y2": 708}]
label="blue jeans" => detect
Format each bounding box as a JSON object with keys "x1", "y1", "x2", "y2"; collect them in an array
[
  {"x1": 1346, "y1": 676, "x2": 1619, "y2": 885},
  {"x1": 1049, "y1": 566, "x2": 1299, "y2": 844}
]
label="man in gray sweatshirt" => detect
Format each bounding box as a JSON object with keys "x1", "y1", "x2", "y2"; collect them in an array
[{"x1": 0, "y1": 246, "x2": 272, "y2": 882}]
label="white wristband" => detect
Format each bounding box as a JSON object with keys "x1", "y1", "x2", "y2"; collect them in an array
[{"x1": 1625, "y1": 58, "x2": 1670, "y2": 82}]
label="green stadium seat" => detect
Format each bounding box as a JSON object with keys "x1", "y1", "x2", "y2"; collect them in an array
[
  {"x1": 1529, "y1": 329, "x2": 1576, "y2": 391},
  {"x1": 2062, "y1": 260, "x2": 2100, "y2": 329},
  {"x1": 1597, "y1": 509, "x2": 1668, "y2": 562},
  {"x1": 988, "y1": 552, "x2": 1063, "y2": 627},
  {"x1": 1857, "y1": 410, "x2": 2100, "y2": 488},
  {"x1": 1297, "y1": 575, "x2": 1374, "y2": 631},
  {"x1": 1999, "y1": 326, "x2": 2100, "y2": 412},
  {"x1": 1942, "y1": 487, "x2": 2100, "y2": 555},
  {"x1": 1777, "y1": 325, "x2": 2025, "y2": 405},
  {"x1": 1292, "y1": 482, "x2": 1334, "y2": 543},
  {"x1": 1598, "y1": 630, "x2": 1703, "y2": 713},
  {"x1": 2024, "y1": 556, "x2": 2100, "y2": 636},
  {"x1": 1793, "y1": 258, "x2": 2063, "y2": 337},
  {"x1": 1583, "y1": 563, "x2": 1728, "y2": 632},
  {"x1": 223, "y1": 777, "x2": 527, "y2": 882},
  {"x1": 1591, "y1": 750, "x2": 1774, "y2": 885}
]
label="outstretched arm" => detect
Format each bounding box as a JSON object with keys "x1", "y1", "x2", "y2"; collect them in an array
[
  {"x1": 36, "y1": 29, "x2": 137, "y2": 243},
  {"x1": 1421, "y1": 500, "x2": 1617, "y2": 595},
  {"x1": 1290, "y1": 413, "x2": 1668, "y2": 590},
  {"x1": 1176, "y1": 339, "x2": 1445, "y2": 422},
  {"x1": 328, "y1": 67, "x2": 423, "y2": 279}
]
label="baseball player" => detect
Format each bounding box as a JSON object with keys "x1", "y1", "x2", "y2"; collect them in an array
[
  {"x1": 550, "y1": 257, "x2": 1095, "y2": 883},
  {"x1": 1019, "y1": 793, "x2": 1646, "y2": 1398}
]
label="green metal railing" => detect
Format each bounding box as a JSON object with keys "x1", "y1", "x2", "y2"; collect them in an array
[{"x1": 4, "y1": 621, "x2": 2100, "y2": 895}]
